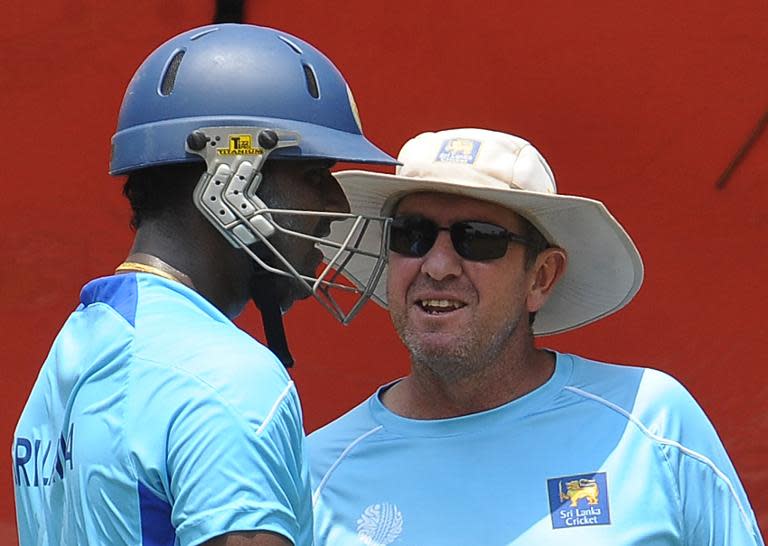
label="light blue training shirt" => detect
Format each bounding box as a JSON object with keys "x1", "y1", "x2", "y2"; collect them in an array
[
  {"x1": 309, "y1": 352, "x2": 764, "y2": 545},
  {"x1": 13, "y1": 273, "x2": 312, "y2": 546}
]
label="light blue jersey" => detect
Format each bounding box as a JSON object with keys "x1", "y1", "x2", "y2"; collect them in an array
[
  {"x1": 309, "y1": 353, "x2": 763, "y2": 545},
  {"x1": 13, "y1": 273, "x2": 312, "y2": 546}
]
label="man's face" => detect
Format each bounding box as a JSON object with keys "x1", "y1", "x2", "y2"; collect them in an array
[
  {"x1": 252, "y1": 159, "x2": 350, "y2": 310},
  {"x1": 387, "y1": 192, "x2": 536, "y2": 381}
]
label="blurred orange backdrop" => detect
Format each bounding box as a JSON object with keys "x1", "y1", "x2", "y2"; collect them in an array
[{"x1": 2, "y1": 1, "x2": 766, "y2": 543}]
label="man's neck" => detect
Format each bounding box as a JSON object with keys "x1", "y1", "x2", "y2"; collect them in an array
[
  {"x1": 126, "y1": 219, "x2": 250, "y2": 319},
  {"x1": 118, "y1": 252, "x2": 197, "y2": 290},
  {"x1": 381, "y1": 347, "x2": 556, "y2": 420}
]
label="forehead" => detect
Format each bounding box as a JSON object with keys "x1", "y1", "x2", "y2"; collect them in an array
[
  {"x1": 395, "y1": 192, "x2": 525, "y2": 228},
  {"x1": 265, "y1": 158, "x2": 335, "y2": 173}
]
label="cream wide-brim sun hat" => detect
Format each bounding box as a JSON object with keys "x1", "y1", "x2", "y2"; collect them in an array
[{"x1": 327, "y1": 128, "x2": 644, "y2": 335}]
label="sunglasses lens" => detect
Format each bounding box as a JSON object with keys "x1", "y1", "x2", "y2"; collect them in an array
[
  {"x1": 452, "y1": 221, "x2": 509, "y2": 260},
  {"x1": 389, "y1": 217, "x2": 437, "y2": 257},
  {"x1": 390, "y1": 217, "x2": 518, "y2": 261}
]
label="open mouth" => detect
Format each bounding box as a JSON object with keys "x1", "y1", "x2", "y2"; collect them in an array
[{"x1": 417, "y1": 299, "x2": 466, "y2": 315}]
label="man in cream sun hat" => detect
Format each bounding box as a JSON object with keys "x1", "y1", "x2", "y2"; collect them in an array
[
  {"x1": 323, "y1": 127, "x2": 643, "y2": 335},
  {"x1": 309, "y1": 128, "x2": 764, "y2": 545}
]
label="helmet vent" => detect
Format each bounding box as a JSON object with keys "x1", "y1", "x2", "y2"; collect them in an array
[
  {"x1": 303, "y1": 63, "x2": 320, "y2": 99},
  {"x1": 160, "y1": 50, "x2": 185, "y2": 96},
  {"x1": 278, "y1": 35, "x2": 303, "y2": 55},
  {"x1": 190, "y1": 28, "x2": 219, "y2": 41}
]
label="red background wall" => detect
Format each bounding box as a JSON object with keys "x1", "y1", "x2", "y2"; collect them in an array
[{"x1": 2, "y1": 1, "x2": 766, "y2": 542}]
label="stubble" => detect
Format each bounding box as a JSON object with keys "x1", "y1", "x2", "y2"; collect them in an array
[{"x1": 391, "y1": 306, "x2": 523, "y2": 384}]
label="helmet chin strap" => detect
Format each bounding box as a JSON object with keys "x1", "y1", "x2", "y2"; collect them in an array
[{"x1": 249, "y1": 265, "x2": 295, "y2": 369}]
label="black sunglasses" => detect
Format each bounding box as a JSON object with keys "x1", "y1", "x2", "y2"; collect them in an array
[{"x1": 389, "y1": 215, "x2": 534, "y2": 261}]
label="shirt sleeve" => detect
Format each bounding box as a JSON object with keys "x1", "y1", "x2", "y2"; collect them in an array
[
  {"x1": 678, "y1": 454, "x2": 765, "y2": 546},
  {"x1": 675, "y1": 419, "x2": 765, "y2": 545},
  {"x1": 131, "y1": 355, "x2": 311, "y2": 546},
  {"x1": 644, "y1": 370, "x2": 765, "y2": 545}
]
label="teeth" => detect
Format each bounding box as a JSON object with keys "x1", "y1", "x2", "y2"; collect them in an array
[{"x1": 420, "y1": 299, "x2": 463, "y2": 310}]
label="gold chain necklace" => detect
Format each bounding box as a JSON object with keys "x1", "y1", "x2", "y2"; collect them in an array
[{"x1": 114, "y1": 254, "x2": 196, "y2": 289}]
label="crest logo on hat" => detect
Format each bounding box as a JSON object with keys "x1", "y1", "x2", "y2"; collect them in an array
[{"x1": 436, "y1": 138, "x2": 480, "y2": 164}]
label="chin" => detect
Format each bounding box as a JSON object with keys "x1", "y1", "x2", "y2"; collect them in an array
[
  {"x1": 224, "y1": 299, "x2": 250, "y2": 320},
  {"x1": 413, "y1": 352, "x2": 476, "y2": 383},
  {"x1": 278, "y1": 280, "x2": 314, "y2": 312},
  {"x1": 406, "y1": 334, "x2": 466, "y2": 363}
]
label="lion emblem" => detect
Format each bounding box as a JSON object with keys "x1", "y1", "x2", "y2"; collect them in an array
[{"x1": 559, "y1": 478, "x2": 600, "y2": 507}]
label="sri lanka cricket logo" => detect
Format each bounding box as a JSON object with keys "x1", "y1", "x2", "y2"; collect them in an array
[
  {"x1": 435, "y1": 137, "x2": 481, "y2": 164},
  {"x1": 547, "y1": 472, "x2": 611, "y2": 529}
]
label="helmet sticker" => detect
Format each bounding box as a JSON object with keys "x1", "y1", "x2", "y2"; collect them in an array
[{"x1": 218, "y1": 134, "x2": 264, "y2": 156}]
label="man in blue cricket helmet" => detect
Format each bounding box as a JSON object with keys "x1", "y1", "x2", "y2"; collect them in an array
[{"x1": 13, "y1": 23, "x2": 396, "y2": 546}]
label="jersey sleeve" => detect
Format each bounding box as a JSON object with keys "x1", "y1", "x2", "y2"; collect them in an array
[
  {"x1": 678, "y1": 455, "x2": 765, "y2": 546},
  {"x1": 641, "y1": 370, "x2": 765, "y2": 545},
  {"x1": 130, "y1": 355, "x2": 311, "y2": 546},
  {"x1": 674, "y1": 414, "x2": 765, "y2": 545}
]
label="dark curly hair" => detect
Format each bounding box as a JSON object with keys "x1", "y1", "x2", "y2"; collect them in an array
[{"x1": 122, "y1": 163, "x2": 205, "y2": 229}]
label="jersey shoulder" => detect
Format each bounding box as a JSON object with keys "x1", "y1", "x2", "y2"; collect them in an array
[
  {"x1": 562, "y1": 352, "x2": 714, "y2": 449},
  {"x1": 307, "y1": 395, "x2": 379, "y2": 478},
  {"x1": 83, "y1": 273, "x2": 297, "y2": 429},
  {"x1": 564, "y1": 353, "x2": 693, "y2": 410},
  {"x1": 134, "y1": 274, "x2": 291, "y2": 395}
]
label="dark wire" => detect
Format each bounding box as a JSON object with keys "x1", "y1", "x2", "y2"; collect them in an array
[{"x1": 214, "y1": 0, "x2": 246, "y2": 24}]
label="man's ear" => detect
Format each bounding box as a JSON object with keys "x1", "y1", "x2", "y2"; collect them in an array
[{"x1": 526, "y1": 247, "x2": 567, "y2": 313}]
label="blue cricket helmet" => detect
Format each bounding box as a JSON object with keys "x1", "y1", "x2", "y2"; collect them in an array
[{"x1": 110, "y1": 24, "x2": 396, "y2": 174}]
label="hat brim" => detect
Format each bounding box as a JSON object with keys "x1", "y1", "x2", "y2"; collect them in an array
[{"x1": 327, "y1": 170, "x2": 644, "y2": 335}]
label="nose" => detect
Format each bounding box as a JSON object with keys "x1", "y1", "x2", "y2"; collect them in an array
[
  {"x1": 323, "y1": 173, "x2": 351, "y2": 214},
  {"x1": 420, "y1": 230, "x2": 462, "y2": 281}
]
